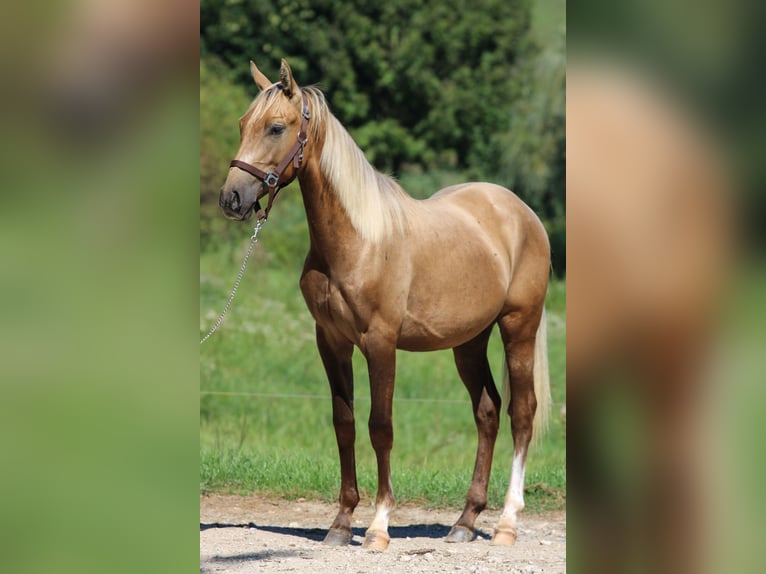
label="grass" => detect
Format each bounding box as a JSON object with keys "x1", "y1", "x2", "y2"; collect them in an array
[{"x1": 200, "y1": 193, "x2": 565, "y2": 512}]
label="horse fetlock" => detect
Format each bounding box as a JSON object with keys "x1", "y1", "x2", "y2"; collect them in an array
[{"x1": 341, "y1": 491, "x2": 360, "y2": 511}]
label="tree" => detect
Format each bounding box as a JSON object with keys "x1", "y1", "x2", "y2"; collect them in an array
[
  {"x1": 201, "y1": 0, "x2": 532, "y2": 172},
  {"x1": 478, "y1": 29, "x2": 566, "y2": 273}
]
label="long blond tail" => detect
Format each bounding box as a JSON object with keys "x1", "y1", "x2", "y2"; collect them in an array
[{"x1": 502, "y1": 307, "x2": 551, "y2": 443}]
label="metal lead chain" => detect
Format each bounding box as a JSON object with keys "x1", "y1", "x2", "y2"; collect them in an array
[{"x1": 200, "y1": 219, "x2": 265, "y2": 345}]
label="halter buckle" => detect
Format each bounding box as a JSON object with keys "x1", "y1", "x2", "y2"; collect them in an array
[{"x1": 264, "y1": 172, "x2": 279, "y2": 188}]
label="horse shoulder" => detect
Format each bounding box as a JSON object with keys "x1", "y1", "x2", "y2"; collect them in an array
[
  {"x1": 300, "y1": 263, "x2": 366, "y2": 344},
  {"x1": 300, "y1": 266, "x2": 330, "y2": 319}
]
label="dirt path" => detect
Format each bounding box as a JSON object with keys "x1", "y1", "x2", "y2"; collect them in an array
[{"x1": 200, "y1": 494, "x2": 566, "y2": 573}]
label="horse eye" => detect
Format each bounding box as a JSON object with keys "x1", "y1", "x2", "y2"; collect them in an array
[{"x1": 267, "y1": 124, "x2": 285, "y2": 136}]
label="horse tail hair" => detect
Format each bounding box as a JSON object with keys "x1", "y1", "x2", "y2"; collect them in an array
[{"x1": 501, "y1": 306, "x2": 551, "y2": 444}]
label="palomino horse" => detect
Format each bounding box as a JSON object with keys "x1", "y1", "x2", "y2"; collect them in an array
[{"x1": 219, "y1": 59, "x2": 551, "y2": 550}]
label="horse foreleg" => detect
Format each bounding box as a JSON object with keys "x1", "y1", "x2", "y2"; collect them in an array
[
  {"x1": 446, "y1": 328, "x2": 501, "y2": 543},
  {"x1": 316, "y1": 325, "x2": 358, "y2": 546},
  {"x1": 362, "y1": 333, "x2": 397, "y2": 550},
  {"x1": 495, "y1": 314, "x2": 539, "y2": 545}
]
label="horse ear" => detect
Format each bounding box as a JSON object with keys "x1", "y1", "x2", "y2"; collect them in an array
[
  {"x1": 250, "y1": 60, "x2": 272, "y2": 91},
  {"x1": 279, "y1": 59, "x2": 297, "y2": 99}
]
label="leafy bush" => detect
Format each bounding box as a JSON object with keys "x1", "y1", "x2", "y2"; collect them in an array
[{"x1": 201, "y1": 0, "x2": 532, "y2": 172}]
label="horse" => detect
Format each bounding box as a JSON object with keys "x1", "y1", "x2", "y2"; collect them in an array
[{"x1": 218, "y1": 58, "x2": 551, "y2": 550}]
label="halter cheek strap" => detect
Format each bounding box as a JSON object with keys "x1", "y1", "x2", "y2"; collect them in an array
[{"x1": 229, "y1": 92, "x2": 311, "y2": 220}]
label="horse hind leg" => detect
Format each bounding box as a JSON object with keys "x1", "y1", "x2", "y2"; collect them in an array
[
  {"x1": 493, "y1": 307, "x2": 549, "y2": 545},
  {"x1": 445, "y1": 327, "x2": 501, "y2": 543}
]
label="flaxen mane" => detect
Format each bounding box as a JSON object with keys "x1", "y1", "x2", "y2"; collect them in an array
[{"x1": 254, "y1": 85, "x2": 413, "y2": 243}]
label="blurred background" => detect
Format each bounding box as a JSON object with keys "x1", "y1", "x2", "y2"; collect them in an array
[
  {"x1": 0, "y1": 1, "x2": 199, "y2": 573},
  {"x1": 568, "y1": 1, "x2": 766, "y2": 573}
]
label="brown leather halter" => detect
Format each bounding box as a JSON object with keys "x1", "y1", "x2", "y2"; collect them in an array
[{"x1": 229, "y1": 90, "x2": 311, "y2": 220}]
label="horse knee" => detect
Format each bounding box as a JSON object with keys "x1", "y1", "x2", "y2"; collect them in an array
[
  {"x1": 332, "y1": 399, "x2": 355, "y2": 443},
  {"x1": 368, "y1": 417, "x2": 393, "y2": 451},
  {"x1": 332, "y1": 401, "x2": 354, "y2": 428}
]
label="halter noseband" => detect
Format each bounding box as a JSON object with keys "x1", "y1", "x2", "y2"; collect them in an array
[{"x1": 229, "y1": 91, "x2": 311, "y2": 220}]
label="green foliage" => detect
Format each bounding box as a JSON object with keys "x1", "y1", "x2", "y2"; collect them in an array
[
  {"x1": 201, "y1": 0, "x2": 532, "y2": 172},
  {"x1": 475, "y1": 26, "x2": 566, "y2": 273},
  {"x1": 199, "y1": 56, "x2": 251, "y2": 209},
  {"x1": 486, "y1": 41, "x2": 565, "y2": 220}
]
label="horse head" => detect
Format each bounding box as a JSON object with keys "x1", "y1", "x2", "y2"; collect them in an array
[{"x1": 219, "y1": 59, "x2": 309, "y2": 220}]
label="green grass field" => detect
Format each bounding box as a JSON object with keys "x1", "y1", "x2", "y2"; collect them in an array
[{"x1": 200, "y1": 189, "x2": 565, "y2": 512}]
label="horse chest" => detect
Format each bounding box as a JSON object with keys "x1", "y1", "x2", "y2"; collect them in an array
[{"x1": 300, "y1": 269, "x2": 363, "y2": 340}]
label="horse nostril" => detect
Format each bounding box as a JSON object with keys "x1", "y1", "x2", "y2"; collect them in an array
[{"x1": 230, "y1": 190, "x2": 241, "y2": 210}]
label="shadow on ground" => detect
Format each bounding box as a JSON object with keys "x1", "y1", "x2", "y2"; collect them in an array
[{"x1": 200, "y1": 521, "x2": 492, "y2": 548}]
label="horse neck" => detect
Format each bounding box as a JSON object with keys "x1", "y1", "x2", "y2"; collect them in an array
[
  {"x1": 297, "y1": 156, "x2": 361, "y2": 266},
  {"x1": 296, "y1": 106, "x2": 411, "y2": 266}
]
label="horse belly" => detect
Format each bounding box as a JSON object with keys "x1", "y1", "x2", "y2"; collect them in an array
[
  {"x1": 398, "y1": 257, "x2": 507, "y2": 351},
  {"x1": 398, "y1": 310, "x2": 498, "y2": 351}
]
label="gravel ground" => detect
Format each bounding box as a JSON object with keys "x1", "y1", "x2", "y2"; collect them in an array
[{"x1": 200, "y1": 494, "x2": 566, "y2": 573}]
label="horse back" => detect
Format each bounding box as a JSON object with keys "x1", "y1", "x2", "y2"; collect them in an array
[
  {"x1": 426, "y1": 182, "x2": 550, "y2": 274},
  {"x1": 397, "y1": 182, "x2": 550, "y2": 345}
]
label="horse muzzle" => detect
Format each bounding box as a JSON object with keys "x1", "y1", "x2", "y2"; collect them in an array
[{"x1": 219, "y1": 186, "x2": 265, "y2": 220}]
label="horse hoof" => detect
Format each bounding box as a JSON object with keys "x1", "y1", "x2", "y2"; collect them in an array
[
  {"x1": 491, "y1": 528, "x2": 517, "y2": 546},
  {"x1": 445, "y1": 525, "x2": 476, "y2": 543},
  {"x1": 323, "y1": 528, "x2": 353, "y2": 546},
  {"x1": 362, "y1": 529, "x2": 390, "y2": 551}
]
